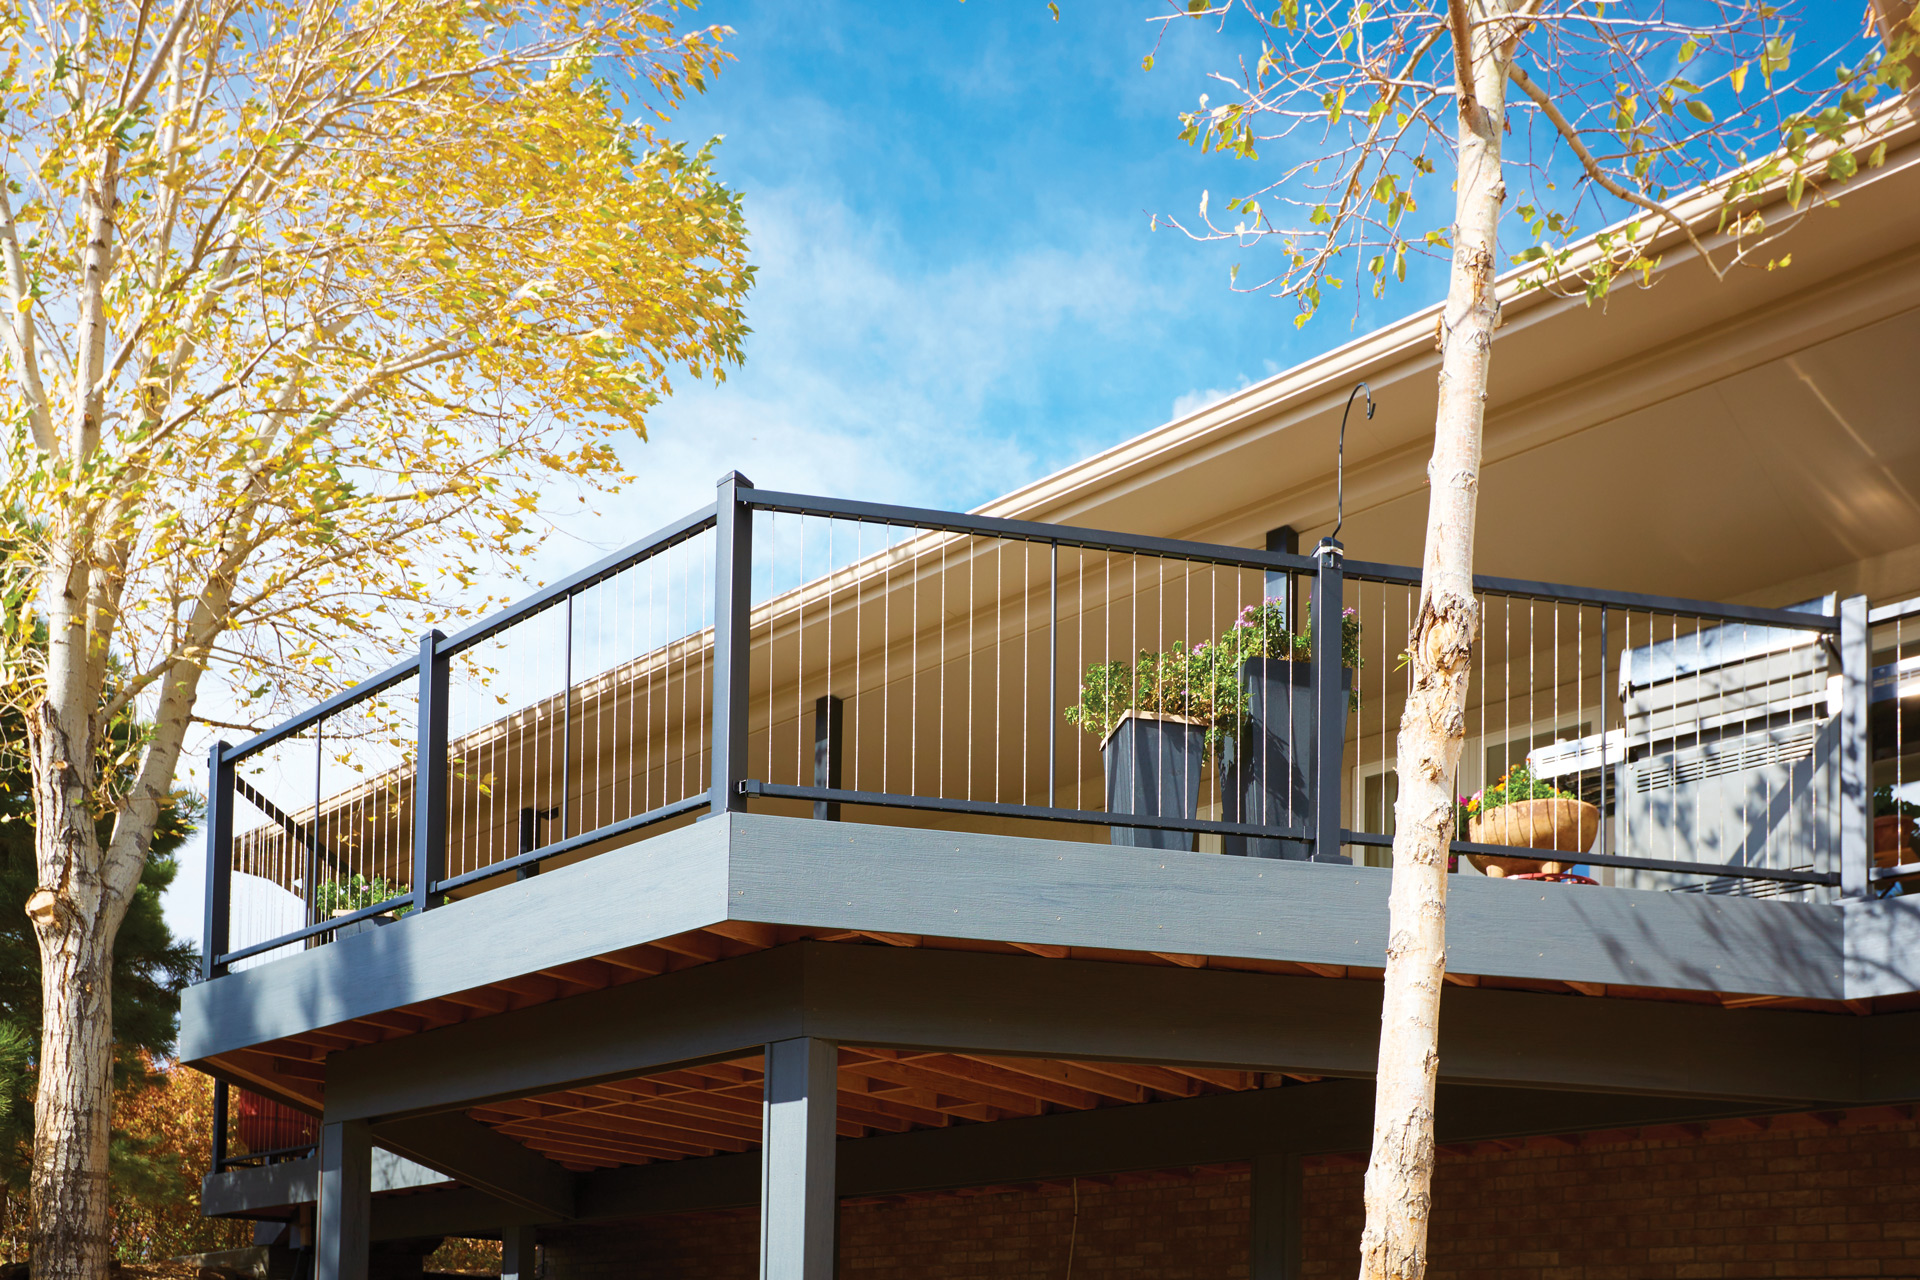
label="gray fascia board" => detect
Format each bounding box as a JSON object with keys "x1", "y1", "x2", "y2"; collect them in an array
[
  {"x1": 371, "y1": 1113, "x2": 576, "y2": 1218},
  {"x1": 203, "y1": 1160, "x2": 320, "y2": 1217},
  {"x1": 1842, "y1": 894, "x2": 1920, "y2": 999},
  {"x1": 184, "y1": 813, "x2": 1862, "y2": 1067},
  {"x1": 181, "y1": 817, "x2": 730, "y2": 1062},
  {"x1": 403, "y1": 1082, "x2": 1793, "y2": 1235},
  {"x1": 324, "y1": 946, "x2": 804, "y2": 1122},
  {"x1": 200, "y1": 1149, "x2": 451, "y2": 1218},
  {"x1": 797, "y1": 941, "x2": 1862, "y2": 1104},
  {"x1": 317, "y1": 943, "x2": 1875, "y2": 1123},
  {"x1": 723, "y1": 814, "x2": 1846, "y2": 1000}
]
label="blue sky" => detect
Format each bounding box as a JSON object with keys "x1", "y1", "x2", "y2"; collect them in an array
[{"x1": 563, "y1": 0, "x2": 1444, "y2": 540}]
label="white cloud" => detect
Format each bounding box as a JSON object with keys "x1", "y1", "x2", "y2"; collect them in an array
[{"x1": 1169, "y1": 376, "x2": 1253, "y2": 422}]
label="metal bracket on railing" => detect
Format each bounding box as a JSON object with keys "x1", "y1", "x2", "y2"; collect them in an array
[{"x1": 1331, "y1": 383, "x2": 1372, "y2": 542}]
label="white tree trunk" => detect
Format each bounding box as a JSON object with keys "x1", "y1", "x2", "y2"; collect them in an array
[
  {"x1": 1357, "y1": 6, "x2": 1515, "y2": 1280},
  {"x1": 27, "y1": 697, "x2": 125, "y2": 1280}
]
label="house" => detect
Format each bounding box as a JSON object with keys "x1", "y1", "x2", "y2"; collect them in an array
[{"x1": 182, "y1": 102, "x2": 1920, "y2": 1280}]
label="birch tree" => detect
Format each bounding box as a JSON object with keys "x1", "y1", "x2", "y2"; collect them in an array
[
  {"x1": 0, "y1": 2, "x2": 752, "y2": 1276},
  {"x1": 1148, "y1": 3, "x2": 1914, "y2": 1277}
]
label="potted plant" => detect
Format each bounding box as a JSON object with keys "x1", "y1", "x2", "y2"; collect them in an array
[
  {"x1": 1065, "y1": 649, "x2": 1220, "y2": 850},
  {"x1": 1463, "y1": 763, "x2": 1599, "y2": 878},
  {"x1": 314, "y1": 873, "x2": 412, "y2": 938},
  {"x1": 1875, "y1": 786, "x2": 1920, "y2": 888},
  {"x1": 1215, "y1": 600, "x2": 1359, "y2": 860}
]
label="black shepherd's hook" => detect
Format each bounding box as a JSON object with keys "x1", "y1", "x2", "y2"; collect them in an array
[{"x1": 1332, "y1": 381, "x2": 1373, "y2": 541}]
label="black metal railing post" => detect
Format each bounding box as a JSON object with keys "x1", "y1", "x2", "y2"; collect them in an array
[
  {"x1": 1311, "y1": 539, "x2": 1346, "y2": 862},
  {"x1": 412, "y1": 630, "x2": 449, "y2": 913},
  {"x1": 201, "y1": 741, "x2": 234, "y2": 981},
  {"x1": 211, "y1": 1079, "x2": 229, "y2": 1173},
  {"x1": 711, "y1": 471, "x2": 755, "y2": 817},
  {"x1": 1839, "y1": 594, "x2": 1871, "y2": 899}
]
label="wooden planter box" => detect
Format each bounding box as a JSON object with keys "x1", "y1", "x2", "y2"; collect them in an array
[
  {"x1": 1467, "y1": 797, "x2": 1600, "y2": 878},
  {"x1": 1218, "y1": 658, "x2": 1348, "y2": 860},
  {"x1": 1101, "y1": 711, "x2": 1208, "y2": 850}
]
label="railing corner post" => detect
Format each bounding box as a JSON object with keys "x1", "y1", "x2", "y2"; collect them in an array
[
  {"x1": 712, "y1": 471, "x2": 756, "y2": 818},
  {"x1": 412, "y1": 629, "x2": 450, "y2": 913},
  {"x1": 1311, "y1": 539, "x2": 1346, "y2": 863},
  {"x1": 202, "y1": 740, "x2": 234, "y2": 981},
  {"x1": 1839, "y1": 594, "x2": 1871, "y2": 900}
]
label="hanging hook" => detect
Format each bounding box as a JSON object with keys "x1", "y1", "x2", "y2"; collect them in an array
[{"x1": 1332, "y1": 381, "x2": 1373, "y2": 542}]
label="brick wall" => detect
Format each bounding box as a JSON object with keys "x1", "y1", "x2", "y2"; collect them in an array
[
  {"x1": 1304, "y1": 1111, "x2": 1920, "y2": 1280},
  {"x1": 539, "y1": 1110, "x2": 1920, "y2": 1280},
  {"x1": 540, "y1": 1169, "x2": 1249, "y2": 1280}
]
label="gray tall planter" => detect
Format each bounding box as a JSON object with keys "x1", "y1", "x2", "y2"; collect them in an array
[
  {"x1": 1219, "y1": 658, "x2": 1348, "y2": 860},
  {"x1": 1101, "y1": 712, "x2": 1207, "y2": 851}
]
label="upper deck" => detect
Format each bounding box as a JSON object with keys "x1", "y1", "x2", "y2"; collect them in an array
[{"x1": 182, "y1": 476, "x2": 1920, "y2": 1162}]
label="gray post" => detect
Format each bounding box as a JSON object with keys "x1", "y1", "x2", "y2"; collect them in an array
[
  {"x1": 1311, "y1": 539, "x2": 1346, "y2": 862},
  {"x1": 812, "y1": 695, "x2": 844, "y2": 821},
  {"x1": 501, "y1": 1225, "x2": 538, "y2": 1280},
  {"x1": 711, "y1": 472, "x2": 756, "y2": 817},
  {"x1": 412, "y1": 630, "x2": 449, "y2": 914},
  {"x1": 1266, "y1": 526, "x2": 1299, "y2": 627},
  {"x1": 1840, "y1": 594, "x2": 1871, "y2": 899},
  {"x1": 202, "y1": 741, "x2": 234, "y2": 980},
  {"x1": 316, "y1": 1120, "x2": 372, "y2": 1280},
  {"x1": 760, "y1": 1036, "x2": 837, "y2": 1280},
  {"x1": 1250, "y1": 1150, "x2": 1302, "y2": 1280}
]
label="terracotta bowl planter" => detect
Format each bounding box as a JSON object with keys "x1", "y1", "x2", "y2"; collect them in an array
[
  {"x1": 1877, "y1": 814, "x2": 1919, "y2": 885},
  {"x1": 1467, "y1": 797, "x2": 1600, "y2": 878}
]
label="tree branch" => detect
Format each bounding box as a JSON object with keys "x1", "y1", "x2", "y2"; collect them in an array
[{"x1": 1506, "y1": 57, "x2": 1723, "y2": 279}]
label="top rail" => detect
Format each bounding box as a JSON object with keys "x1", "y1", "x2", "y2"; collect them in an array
[
  {"x1": 435, "y1": 503, "x2": 718, "y2": 657},
  {"x1": 1869, "y1": 595, "x2": 1920, "y2": 626},
  {"x1": 221, "y1": 656, "x2": 419, "y2": 765},
  {"x1": 743, "y1": 489, "x2": 1323, "y2": 574},
  {"x1": 1342, "y1": 558, "x2": 1839, "y2": 632},
  {"x1": 219, "y1": 504, "x2": 718, "y2": 765}
]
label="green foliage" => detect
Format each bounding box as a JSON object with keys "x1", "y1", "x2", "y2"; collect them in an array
[
  {"x1": 1155, "y1": 3, "x2": 1909, "y2": 323},
  {"x1": 1470, "y1": 763, "x2": 1573, "y2": 815},
  {"x1": 1874, "y1": 785, "x2": 1920, "y2": 819},
  {"x1": 312, "y1": 874, "x2": 413, "y2": 917},
  {"x1": 1063, "y1": 599, "x2": 1362, "y2": 743},
  {"x1": 1061, "y1": 649, "x2": 1234, "y2": 742}
]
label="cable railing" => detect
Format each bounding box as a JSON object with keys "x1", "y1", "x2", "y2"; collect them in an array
[{"x1": 201, "y1": 473, "x2": 1890, "y2": 978}]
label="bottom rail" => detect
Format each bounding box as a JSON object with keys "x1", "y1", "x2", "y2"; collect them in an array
[{"x1": 1341, "y1": 830, "x2": 1838, "y2": 887}]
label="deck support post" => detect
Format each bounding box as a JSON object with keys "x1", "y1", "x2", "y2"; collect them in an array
[
  {"x1": 760, "y1": 1036, "x2": 838, "y2": 1280},
  {"x1": 501, "y1": 1225, "x2": 537, "y2": 1280},
  {"x1": 1251, "y1": 1151, "x2": 1297, "y2": 1280},
  {"x1": 1311, "y1": 539, "x2": 1346, "y2": 862},
  {"x1": 1250, "y1": 1150, "x2": 1303, "y2": 1280},
  {"x1": 1839, "y1": 594, "x2": 1871, "y2": 899},
  {"x1": 316, "y1": 1120, "x2": 372, "y2": 1280},
  {"x1": 813, "y1": 695, "x2": 844, "y2": 821}
]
